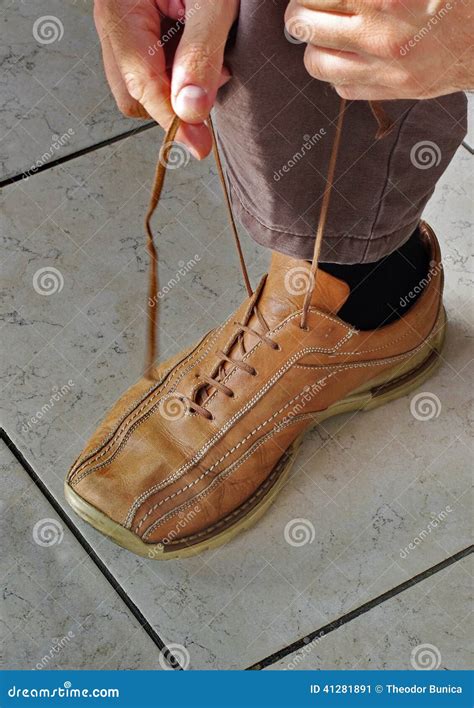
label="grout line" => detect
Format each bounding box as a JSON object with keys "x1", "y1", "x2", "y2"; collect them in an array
[
  {"x1": 0, "y1": 428, "x2": 183, "y2": 671},
  {"x1": 247, "y1": 545, "x2": 474, "y2": 670},
  {"x1": 0, "y1": 122, "x2": 157, "y2": 188},
  {"x1": 462, "y1": 140, "x2": 474, "y2": 155}
]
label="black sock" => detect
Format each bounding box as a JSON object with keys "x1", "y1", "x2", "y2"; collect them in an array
[{"x1": 320, "y1": 228, "x2": 431, "y2": 330}]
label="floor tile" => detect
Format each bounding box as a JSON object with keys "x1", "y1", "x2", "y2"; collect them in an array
[
  {"x1": 1, "y1": 125, "x2": 472, "y2": 668},
  {"x1": 465, "y1": 93, "x2": 474, "y2": 151},
  {"x1": 267, "y1": 555, "x2": 473, "y2": 670},
  {"x1": 0, "y1": 0, "x2": 142, "y2": 182},
  {"x1": 0, "y1": 441, "x2": 164, "y2": 670}
]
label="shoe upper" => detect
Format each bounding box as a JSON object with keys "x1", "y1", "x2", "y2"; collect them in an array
[{"x1": 67, "y1": 222, "x2": 444, "y2": 546}]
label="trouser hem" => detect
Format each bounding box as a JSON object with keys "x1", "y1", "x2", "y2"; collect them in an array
[{"x1": 230, "y1": 183, "x2": 420, "y2": 265}]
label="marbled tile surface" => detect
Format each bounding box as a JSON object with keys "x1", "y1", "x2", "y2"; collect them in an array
[
  {"x1": 465, "y1": 93, "x2": 474, "y2": 151},
  {"x1": 1, "y1": 121, "x2": 472, "y2": 668},
  {"x1": 0, "y1": 442, "x2": 164, "y2": 670},
  {"x1": 267, "y1": 555, "x2": 473, "y2": 670},
  {"x1": 0, "y1": 0, "x2": 143, "y2": 182}
]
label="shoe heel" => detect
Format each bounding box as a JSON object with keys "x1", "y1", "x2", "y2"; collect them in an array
[{"x1": 362, "y1": 308, "x2": 447, "y2": 412}]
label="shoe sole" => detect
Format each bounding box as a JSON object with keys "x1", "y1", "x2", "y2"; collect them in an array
[{"x1": 64, "y1": 310, "x2": 447, "y2": 560}]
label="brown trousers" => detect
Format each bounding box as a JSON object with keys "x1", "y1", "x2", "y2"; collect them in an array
[{"x1": 215, "y1": 1, "x2": 467, "y2": 264}]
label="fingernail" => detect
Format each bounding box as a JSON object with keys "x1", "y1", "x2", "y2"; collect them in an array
[{"x1": 175, "y1": 85, "x2": 208, "y2": 120}]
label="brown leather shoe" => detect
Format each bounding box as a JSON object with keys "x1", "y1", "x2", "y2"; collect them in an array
[{"x1": 65, "y1": 218, "x2": 446, "y2": 559}]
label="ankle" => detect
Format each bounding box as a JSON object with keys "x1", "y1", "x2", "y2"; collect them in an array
[{"x1": 320, "y1": 227, "x2": 430, "y2": 330}]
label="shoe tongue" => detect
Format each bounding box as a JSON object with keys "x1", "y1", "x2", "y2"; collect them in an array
[
  {"x1": 235, "y1": 252, "x2": 350, "y2": 355},
  {"x1": 256, "y1": 251, "x2": 351, "y2": 325},
  {"x1": 200, "y1": 253, "x2": 350, "y2": 402}
]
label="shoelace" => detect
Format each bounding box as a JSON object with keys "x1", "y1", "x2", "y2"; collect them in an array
[{"x1": 144, "y1": 97, "x2": 392, "y2": 418}]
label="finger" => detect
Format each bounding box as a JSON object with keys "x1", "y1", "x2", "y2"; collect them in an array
[
  {"x1": 170, "y1": 68, "x2": 231, "y2": 157},
  {"x1": 166, "y1": 68, "x2": 231, "y2": 158},
  {"x1": 96, "y1": 1, "x2": 212, "y2": 158},
  {"x1": 304, "y1": 44, "x2": 380, "y2": 85},
  {"x1": 166, "y1": 0, "x2": 186, "y2": 20},
  {"x1": 95, "y1": 1, "x2": 175, "y2": 129},
  {"x1": 285, "y1": 1, "x2": 406, "y2": 61},
  {"x1": 171, "y1": 0, "x2": 239, "y2": 123},
  {"x1": 285, "y1": 1, "x2": 363, "y2": 52},
  {"x1": 177, "y1": 122, "x2": 212, "y2": 159},
  {"x1": 334, "y1": 83, "x2": 406, "y2": 100},
  {"x1": 100, "y1": 33, "x2": 150, "y2": 119},
  {"x1": 294, "y1": 0, "x2": 362, "y2": 13}
]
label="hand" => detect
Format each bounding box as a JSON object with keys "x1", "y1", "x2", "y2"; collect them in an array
[
  {"x1": 284, "y1": 0, "x2": 474, "y2": 100},
  {"x1": 94, "y1": 0, "x2": 239, "y2": 158}
]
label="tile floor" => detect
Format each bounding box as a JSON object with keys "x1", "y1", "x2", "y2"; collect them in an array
[
  {"x1": 1, "y1": 0, "x2": 472, "y2": 672},
  {"x1": 0, "y1": 0, "x2": 143, "y2": 184}
]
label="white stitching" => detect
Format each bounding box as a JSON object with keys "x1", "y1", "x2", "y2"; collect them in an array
[
  {"x1": 203, "y1": 310, "x2": 353, "y2": 409},
  {"x1": 127, "y1": 313, "x2": 352, "y2": 525},
  {"x1": 142, "y1": 412, "x2": 317, "y2": 539},
  {"x1": 135, "y1": 323, "x2": 443, "y2": 532},
  {"x1": 71, "y1": 288, "x2": 264, "y2": 482},
  {"x1": 135, "y1": 377, "x2": 333, "y2": 531},
  {"x1": 70, "y1": 323, "x2": 227, "y2": 480}
]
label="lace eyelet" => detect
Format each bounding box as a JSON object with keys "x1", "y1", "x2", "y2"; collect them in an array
[
  {"x1": 300, "y1": 325, "x2": 310, "y2": 332},
  {"x1": 250, "y1": 368, "x2": 257, "y2": 376}
]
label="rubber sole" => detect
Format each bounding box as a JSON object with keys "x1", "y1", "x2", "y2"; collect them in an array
[{"x1": 65, "y1": 312, "x2": 447, "y2": 560}]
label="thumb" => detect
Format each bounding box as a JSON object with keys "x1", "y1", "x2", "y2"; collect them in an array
[{"x1": 171, "y1": 0, "x2": 238, "y2": 123}]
